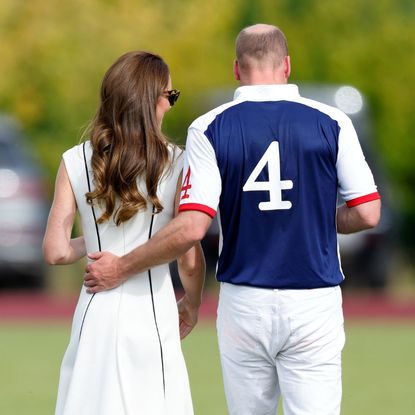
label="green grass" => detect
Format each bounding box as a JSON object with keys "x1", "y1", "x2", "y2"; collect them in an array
[
  {"x1": 0, "y1": 322, "x2": 70, "y2": 415},
  {"x1": 0, "y1": 320, "x2": 414, "y2": 414},
  {"x1": 342, "y1": 322, "x2": 415, "y2": 414}
]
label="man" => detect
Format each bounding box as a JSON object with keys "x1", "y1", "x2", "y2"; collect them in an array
[{"x1": 85, "y1": 24, "x2": 381, "y2": 415}]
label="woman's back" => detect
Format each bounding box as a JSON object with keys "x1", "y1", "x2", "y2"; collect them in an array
[
  {"x1": 56, "y1": 141, "x2": 193, "y2": 415},
  {"x1": 63, "y1": 141, "x2": 183, "y2": 259}
]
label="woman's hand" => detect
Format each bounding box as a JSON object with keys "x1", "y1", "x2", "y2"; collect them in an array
[{"x1": 177, "y1": 294, "x2": 200, "y2": 340}]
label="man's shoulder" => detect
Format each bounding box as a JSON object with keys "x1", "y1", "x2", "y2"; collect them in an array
[
  {"x1": 189, "y1": 99, "x2": 242, "y2": 132},
  {"x1": 295, "y1": 95, "x2": 351, "y2": 125}
]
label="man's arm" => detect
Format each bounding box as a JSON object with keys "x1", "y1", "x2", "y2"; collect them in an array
[
  {"x1": 336, "y1": 199, "x2": 381, "y2": 234},
  {"x1": 84, "y1": 210, "x2": 212, "y2": 293},
  {"x1": 85, "y1": 121, "x2": 220, "y2": 293}
]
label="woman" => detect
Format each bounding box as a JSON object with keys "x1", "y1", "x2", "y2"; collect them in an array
[{"x1": 43, "y1": 51, "x2": 205, "y2": 415}]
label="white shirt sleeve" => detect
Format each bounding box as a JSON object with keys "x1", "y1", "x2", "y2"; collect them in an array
[
  {"x1": 336, "y1": 115, "x2": 380, "y2": 207},
  {"x1": 178, "y1": 126, "x2": 221, "y2": 218}
]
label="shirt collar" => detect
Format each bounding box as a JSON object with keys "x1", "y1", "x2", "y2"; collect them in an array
[{"x1": 233, "y1": 84, "x2": 300, "y2": 101}]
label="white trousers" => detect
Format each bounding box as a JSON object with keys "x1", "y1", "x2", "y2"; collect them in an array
[{"x1": 217, "y1": 283, "x2": 345, "y2": 415}]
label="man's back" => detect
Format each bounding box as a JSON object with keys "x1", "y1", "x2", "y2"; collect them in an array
[{"x1": 180, "y1": 84, "x2": 378, "y2": 288}]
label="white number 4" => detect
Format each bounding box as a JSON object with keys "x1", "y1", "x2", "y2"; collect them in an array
[{"x1": 243, "y1": 141, "x2": 293, "y2": 211}]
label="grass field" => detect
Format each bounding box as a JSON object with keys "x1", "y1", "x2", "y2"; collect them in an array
[{"x1": 0, "y1": 320, "x2": 414, "y2": 414}]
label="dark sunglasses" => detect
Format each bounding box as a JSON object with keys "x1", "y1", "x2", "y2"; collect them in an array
[{"x1": 164, "y1": 89, "x2": 180, "y2": 106}]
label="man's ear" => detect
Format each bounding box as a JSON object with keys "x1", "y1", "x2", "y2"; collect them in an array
[
  {"x1": 284, "y1": 56, "x2": 291, "y2": 79},
  {"x1": 233, "y1": 60, "x2": 241, "y2": 81}
]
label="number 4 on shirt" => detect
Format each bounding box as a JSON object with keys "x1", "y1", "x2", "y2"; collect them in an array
[
  {"x1": 181, "y1": 167, "x2": 192, "y2": 200},
  {"x1": 243, "y1": 141, "x2": 293, "y2": 211}
]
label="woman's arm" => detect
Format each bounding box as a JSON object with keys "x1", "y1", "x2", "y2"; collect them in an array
[
  {"x1": 174, "y1": 173, "x2": 206, "y2": 339},
  {"x1": 43, "y1": 160, "x2": 86, "y2": 265}
]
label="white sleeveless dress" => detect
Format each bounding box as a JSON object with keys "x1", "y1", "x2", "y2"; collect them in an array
[{"x1": 56, "y1": 141, "x2": 194, "y2": 415}]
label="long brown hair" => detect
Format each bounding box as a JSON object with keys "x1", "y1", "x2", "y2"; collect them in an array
[{"x1": 85, "y1": 51, "x2": 172, "y2": 225}]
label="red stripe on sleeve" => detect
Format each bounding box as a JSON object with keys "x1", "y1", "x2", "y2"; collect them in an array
[
  {"x1": 346, "y1": 192, "x2": 381, "y2": 208},
  {"x1": 179, "y1": 203, "x2": 216, "y2": 218}
]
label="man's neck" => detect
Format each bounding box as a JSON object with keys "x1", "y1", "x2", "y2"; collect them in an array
[{"x1": 238, "y1": 72, "x2": 288, "y2": 86}]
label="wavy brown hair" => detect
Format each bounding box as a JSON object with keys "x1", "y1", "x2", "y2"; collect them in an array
[{"x1": 85, "y1": 51, "x2": 173, "y2": 225}]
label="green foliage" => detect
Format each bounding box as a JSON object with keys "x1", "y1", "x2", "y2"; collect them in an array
[
  {"x1": 0, "y1": 0, "x2": 237, "y2": 172},
  {"x1": 0, "y1": 0, "x2": 414, "y2": 251}
]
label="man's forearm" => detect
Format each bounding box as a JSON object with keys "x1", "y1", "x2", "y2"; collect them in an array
[
  {"x1": 337, "y1": 199, "x2": 381, "y2": 234},
  {"x1": 119, "y1": 211, "x2": 210, "y2": 278}
]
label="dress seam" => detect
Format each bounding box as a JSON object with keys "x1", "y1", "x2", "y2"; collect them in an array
[
  {"x1": 79, "y1": 142, "x2": 100, "y2": 341},
  {"x1": 147, "y1": 205, "x2": 166, "y2": 398}
]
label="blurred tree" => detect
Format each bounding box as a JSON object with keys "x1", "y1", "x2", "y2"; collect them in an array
[{"x1": 0, "y1": 0, "x2": 237, "y2": 173}]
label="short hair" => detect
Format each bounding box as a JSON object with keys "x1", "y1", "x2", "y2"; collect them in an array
[{"x1": 236, "y1": 24, "x2": 288, "y2": 70}]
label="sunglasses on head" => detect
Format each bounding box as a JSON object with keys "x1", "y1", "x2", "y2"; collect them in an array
[{"x1": 164, "y1": 89, "x2": 180, "y2": 106}]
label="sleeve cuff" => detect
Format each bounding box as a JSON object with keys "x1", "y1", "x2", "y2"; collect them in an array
[
  {"x1": 179, "y1": 203, "x2": 216, "y2": 218},
  {"x1": 346, "y1": 192, "x2": 381, "y2": 208}
]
